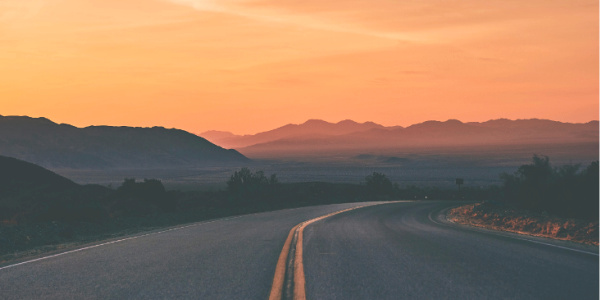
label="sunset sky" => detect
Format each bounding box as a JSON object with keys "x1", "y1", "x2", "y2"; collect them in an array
[{"x1": 1, "y1": 0, "x2": 598, "y2": 134}]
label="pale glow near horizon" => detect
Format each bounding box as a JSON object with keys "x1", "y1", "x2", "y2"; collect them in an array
[{"x1": 0, "y1": 0, "x2": 597, "y2": 134}]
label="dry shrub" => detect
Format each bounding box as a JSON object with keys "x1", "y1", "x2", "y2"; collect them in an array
[{"x1": 448, "y1": 203, "x2": 598, "y2": 245}]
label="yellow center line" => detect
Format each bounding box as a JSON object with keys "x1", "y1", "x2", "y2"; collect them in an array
[
  {"x1": 269, "y1": 223, "x2": 300, "y2": 300},
  {"x1": 269, "y1": 202, "x2": 406, "y2": 300}
]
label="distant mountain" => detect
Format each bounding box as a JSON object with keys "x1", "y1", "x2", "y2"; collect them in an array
[
  {"x1": 0, "y1": 116, "x2": 249, "y2": 170},
  {"x1": 200, "y1": 119, "x2": 385, "y2": 149},
  {"x1": 212, "y1": 118, "x2": 599, "y2": 159},
  {"x1": 201, "y1": 130, "x2": 238, "y2": 141}
]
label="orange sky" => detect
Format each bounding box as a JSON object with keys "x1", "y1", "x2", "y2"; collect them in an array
[{"x1": 1, "y1": 0, "x2": 598, "y2": 134}]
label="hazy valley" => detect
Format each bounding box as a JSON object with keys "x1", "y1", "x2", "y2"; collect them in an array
[{"x1": 1, "y1": 116, "x2": 597, "y2": 190}]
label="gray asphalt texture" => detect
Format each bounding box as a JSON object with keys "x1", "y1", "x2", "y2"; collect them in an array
[
  {"x1": 303, "y1": 201, "x2": 599, "y2": 300},
  {"x1": 1, "y1": 201, "x2": 597, "y2": 299},
  {"x1": 0, "y1": 202, "x2": 372, "y2": 299}
]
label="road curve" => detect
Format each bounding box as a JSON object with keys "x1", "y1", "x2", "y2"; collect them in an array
[
  {"x1": 1, "y1": 201, "x2": 597, "y2": 299},
  {"x1": 302, "y1": 201, "x2": 598, "y2": 300},
  {"x1": 0, "y1": 202, "x2": 378, "y2": 300}
]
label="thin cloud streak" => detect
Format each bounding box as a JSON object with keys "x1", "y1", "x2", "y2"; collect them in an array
[
  {"x1": 0, "y1": 0, "x2": 596, "y2": 134},
  {"x1": 164, "y1": 0, "x2": 424, "y2": 42},
  {"x1": 0, "y1": 0, "x2": 45, "y2": 22}
]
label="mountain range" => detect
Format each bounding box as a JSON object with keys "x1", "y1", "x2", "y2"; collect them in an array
[
  {"x1": 0, "y1": 116, "x2": 249, "y2": 170},
  {"x1": 201, "y1": 119, "x2": 599, "y2": 159},
  {"x1": 1, "y1": 115, "x2": 596, "y2": 171},
  {"x1": 201, "y1": 119, "x2": 387, "y2": 149}
]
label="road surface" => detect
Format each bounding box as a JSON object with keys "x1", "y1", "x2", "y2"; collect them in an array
[
  {"x1": 1, "y1": 201, "x2": 597, "y2": 299},
  {"x1": 303, "y1": 201, "x2": 598, "y2": 299}
]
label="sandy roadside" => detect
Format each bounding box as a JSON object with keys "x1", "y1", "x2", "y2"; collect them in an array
[{"x1": 447, "y1": 203, "x2": 598, "y2": 246}]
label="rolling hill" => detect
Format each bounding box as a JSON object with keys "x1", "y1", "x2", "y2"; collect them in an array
[
  {"x1": 0, "y1": 155, "x2": 112, "y2": 222},
  {"x1": 0, "y1": 155, "x2": 78, "y2": 198},
  {"x1": 0, "y1": 116, "x2": 249, "y2": 170}
]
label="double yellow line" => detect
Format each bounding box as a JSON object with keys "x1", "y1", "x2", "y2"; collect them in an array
[{"x1": 268, "y1": 205, "x2": 381, "y2": 300}]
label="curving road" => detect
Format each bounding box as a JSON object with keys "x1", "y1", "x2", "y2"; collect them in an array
[
  {"x1": 1, "y1": 201, "x2": 597, "y2": 299},
  {"x1": 303, "y1": 201, "x2": 599, "y2": 300},
  {"x1": 0, "y1": 202, "x2": 376, "y2": 299}
]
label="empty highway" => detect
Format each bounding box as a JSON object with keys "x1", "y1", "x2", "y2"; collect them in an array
[
  {"x1": 303, "y1": 202, "x2": 598, "y2": 299},
  {"x1": 1, "y1": 201, "x2": 597, "y2": 299}
]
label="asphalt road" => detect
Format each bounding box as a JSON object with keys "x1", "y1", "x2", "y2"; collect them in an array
[
  {"x1": 1, "y1": 201, "x2": 597, "y2": 299},
  {"x1": 0, "y1": 202, "x2": 373, "y2": 300},
  {"x1": 303, "y1": 201, "x2": 599, "y2": 300}
]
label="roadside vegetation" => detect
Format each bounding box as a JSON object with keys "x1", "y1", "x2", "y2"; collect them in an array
[
  {"x1": 0, "y1": 166, "x2": 483, "y2": 263},
  {"x1": 448, "y1": 155, "x2": 598, "y2": 245},
  {"x1": 447, "y1": 203, "x2": 598, "y2": 245},
  {"x1": 499, "y1": 156, "x2": 598, "y2": 220},
  {"x1": 1, "y1": 155, "x2": 597, "y2": 262}
]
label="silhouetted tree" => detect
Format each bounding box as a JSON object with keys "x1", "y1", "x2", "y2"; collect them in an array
[
  {"x1": 500, "y1": 156, "x2": 598, "y2": 220},
  {"x1": 365, "y1": 172, "x2": 393, "y2": 196},
  {"x1": 112, "y1": 178, "x2": 174, "y2": 215},
  {"x1": 269, "y1": 174, "x2": 279, "y2": 185},
  {"x1": 500, "y1": 155, "x2": 552, "y2": 210},
  {"x1": 226, "y1": 168, "x2": 279, "y2": 201}
]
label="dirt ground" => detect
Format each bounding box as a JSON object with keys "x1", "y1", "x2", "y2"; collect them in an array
[{"x1": 447, "y1": 203, "x2": 598, "y2": 246}]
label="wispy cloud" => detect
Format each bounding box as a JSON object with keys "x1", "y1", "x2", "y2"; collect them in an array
[
  {"x1": 2, "y1": 0, "x2": 596, "y2": 133},
  {"x1": 163, "y1": 0, "x2": 422, "y2": 42},
  {"x1": 0, "y1": 0, "x2": 45, "y2": 22},
  {"x1": 164, "y1": 0, "x2": 598, "y2": 46}
]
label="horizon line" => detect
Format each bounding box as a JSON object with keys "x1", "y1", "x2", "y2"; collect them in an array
[{"x1": 2, "y1": 114, "x2": 598, "y2": 136}]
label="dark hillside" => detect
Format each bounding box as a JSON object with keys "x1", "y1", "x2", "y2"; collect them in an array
[
  {"x1": 0, "y1": 155, "x2": 77, "y2": 198},
  {"x1": 0, "y1": 116, "x2": 249, "y2": 169},
  {"x1": 0, "y1": 155, "x2": 110, "y2": 222}
]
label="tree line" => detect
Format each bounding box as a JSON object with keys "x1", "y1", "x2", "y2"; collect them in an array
[
  {"x1": 1, "y1": 156, "x2": 597, "y2": 258},
  {"x1": 499, "y1": 155, "x2": 598, "y2": 220}
]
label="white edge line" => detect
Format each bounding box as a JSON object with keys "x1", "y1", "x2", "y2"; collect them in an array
[
  {"x1": 0, "y1": 215, "x2": 244, "y2": 271},
  {"x1": 428, "y1": 209, "x2": 599, "y2": 257},
  {"x1": 0, "y1": 201, "x2": 398, "y2": 271}
]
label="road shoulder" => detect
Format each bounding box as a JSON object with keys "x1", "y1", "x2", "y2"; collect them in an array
[{"x1": 433, "y1": 203, "x2": 599, "y2": 256}]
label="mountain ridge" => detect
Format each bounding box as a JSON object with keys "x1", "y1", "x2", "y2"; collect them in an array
[
  {"x1": 200, "y1": 119, "x2": 386, "y2": 149},
  {"x1": 0, "y1": 115, "x2": 249, "y2": 170},
  {"x1": 200, "y1": 118, "x2": 599, "y2": 153}
]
